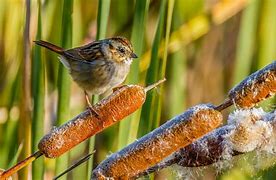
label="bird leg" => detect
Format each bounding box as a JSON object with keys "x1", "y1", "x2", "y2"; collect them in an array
[
  {"x1": 112, "y1": 84, "x2": 127, "y2": 93},
  {"x1": 84, "y1": 91, "x2": 100, "y2": 117}
]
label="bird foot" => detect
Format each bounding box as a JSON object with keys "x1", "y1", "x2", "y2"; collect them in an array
[
  {"x1": 84, "y1": 91, "x2": 100, "y2": 118},
  {"x1": 87, "y1": 105, "x2": 100, "y2": 118}
]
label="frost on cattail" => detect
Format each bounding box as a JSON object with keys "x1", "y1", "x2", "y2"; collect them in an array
[
  {"x1": 261, "y1": 110, "x2": 276, "y2": 153},
  {"x1": 92, "y1": 104, "x2": 222, "y2": 179},
  {"x1": 38, "y1": 85, "x2": 146, "y2": 158},
  {"x1": 228, "y1": 61, "x2": 276, "y2": 108},
  {"x1": 38, "y1": 80, "x2": 166, "y2": 158},
  {"x1": 137, "y1": 108, "x2": 276, "y2": 178},
  {"x1": 178, "y1": 108, "x2": 276, "y2": 164}
]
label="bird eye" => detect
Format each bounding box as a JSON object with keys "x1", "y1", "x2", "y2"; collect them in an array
[{"x1": 118, "y1": 47, "x2": 125, "y2": 54}]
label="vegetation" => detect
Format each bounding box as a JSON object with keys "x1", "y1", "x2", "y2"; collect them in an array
[{"x1": 0, "y1": 0, "x2": 275, "y2": 179}]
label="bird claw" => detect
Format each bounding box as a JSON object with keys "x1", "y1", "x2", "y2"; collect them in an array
[
  {"x1": 84, "y1": 91, "x2": 100, "y2": 118},
  {"x1": 87, "y1": 105, "x2": 100, "y2": 118}
]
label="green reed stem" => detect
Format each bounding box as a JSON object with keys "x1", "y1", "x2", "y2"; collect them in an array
[
  {"x1": 153, "y1": 0, "x2": 174, "y2": 129},
  {"x1": 258, "y1": 0, "x2": 276, "y2": 69},
  {"x1": 18, "y1": 0, "x2": 32, "y2": 179},
  {"x1": 55, "y1": 0, "x2": 73, "y2": 179},
  {"x1": 87, "y1": 0, "x2": 110, "y2": 179},
  {"x1": 139, "y1": 0, "x2": 167, "y2": 136},
  {"x1": 256, "y1": 0, "x2": 276, "y2": 110},
  {"x1": 233, "y1": 0, "x2": 259, "y2": 84},
  {"x1": 31, "y1": 0, "x2": 45, "y2": 179},
  {"x1": 96, "y1": 0, "x2": 110, "y2": 40},
  {"x1": 118, "y1": 0, "x2": 150, "y2": 149},
  {"x1": 257, "y1": 0, "x2": 276, "y2": 176}
]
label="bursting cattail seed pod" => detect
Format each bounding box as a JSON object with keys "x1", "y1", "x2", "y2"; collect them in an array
[
  {"x1": 39, "y1": 80, "x2": 165, "y2": 158},
  {"x1": 176, "y1": 109, "x2": 276, "y2": 165},
  {"x1": 92, "y1": 104, "x2": 223, "y2": 179},
  {"x1": 228, "y1": 61, "x2": 276, "y2": 108},
  {"x1": 137, "y1": 109, "x2": 276, "y2": 178}
]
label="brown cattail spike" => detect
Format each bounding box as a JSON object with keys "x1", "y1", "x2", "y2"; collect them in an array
[
  {"x1": 228, "y1": 61, "x2": 276, "y2": 108},
  {"x1": 137, "y1": 108, "x2": 276, "y2": 178},
  {"x1": 92, "y1": 104, "x2": 223, "y2": 179},
  {"x1": 38, "y1": 80, "x2": 165, "y2": 158},
  {"x1": 38, "y1": 85, "x2": 146, "y2": 158}
]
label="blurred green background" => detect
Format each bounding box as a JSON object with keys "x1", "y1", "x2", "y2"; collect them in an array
[{"x1": 0, "y1": 0, "x2": 275, "y2": 179}]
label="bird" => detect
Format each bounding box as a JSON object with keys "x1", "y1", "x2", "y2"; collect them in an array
[{"x1": 34, "y1": 36, "x2": 138, "y2": 116}]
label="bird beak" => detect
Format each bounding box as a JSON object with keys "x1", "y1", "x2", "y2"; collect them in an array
[{"x1": 131, "y1": 53, "x2": 138, "y2": 58}]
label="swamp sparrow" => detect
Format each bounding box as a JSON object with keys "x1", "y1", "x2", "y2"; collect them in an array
[{"x1": 34, "y1": 37, "x2": 137, "y2": 115}]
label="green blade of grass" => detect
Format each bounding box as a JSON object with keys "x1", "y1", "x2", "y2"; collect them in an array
[
  {"x1": 129, "y1": 0, "x2": 150, "y2": 83},
  {"x1": 139, "y1": 0, "x2": 167, "y2": 136},
  {"x1": 87, "y1": 1, "x2": 110, "y2": 179},
  {"x1": 70, "y1": 1, "x2": 89, "y2": 179},
  {"x1": 117, "y1": 0, "x2": 150, "y2": 149},
  {"x1": 127, "y1": 0, "x2": 150, "y2": 144},
  {"x1": 96, "y1": 0, "x2": 111, "y2": 40},
  {"x1": 153, "y1": 0, "x2": 175, "y2": 130},
  {"x1": 165, "y1": 0, "x2": 188, "y2": 119},
  {"x1": 8, "y1": 143, "x2": 23, "y2": 168},
  {"x1": 31, "y1": 0, "x2": 45, "y2": 179},
  {"x1": 43, "y1": 0, "x2": 63, "y2": 90},
  {"x1": 160, "y1": 0, "x2": 174, "y2": 79},
  {"x1": 55, "y1": 0, "x2": 73, "y2": 179}
]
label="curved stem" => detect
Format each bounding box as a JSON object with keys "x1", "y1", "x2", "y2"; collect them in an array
[
  {"x1": 0, "y1": 151, "x2": 43, "y2": 179},
  {"x1": 215, "y1": 99, "x2": 233, "y2": 111}
]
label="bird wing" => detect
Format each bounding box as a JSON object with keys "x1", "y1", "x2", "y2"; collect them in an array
[
  {"x1": 63, "y1": 41, "x2": 106, "y2": 63},
  {"x1": 69, "y1": 59, "x2": 107, "y2": 72}
]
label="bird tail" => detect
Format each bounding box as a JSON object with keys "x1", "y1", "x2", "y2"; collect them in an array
[{"x1": 34, "y1": 40, "x2": 64, "y2": 55}]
